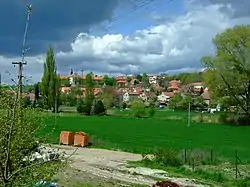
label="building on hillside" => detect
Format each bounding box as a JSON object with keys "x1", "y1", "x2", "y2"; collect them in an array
[
  {"x1": 167, "y1": 80, "x2": 181, "y2": 92},
  {"x1": 157, "y1": 92, "x2": 174, "y2": 104},
  {"x1": 116, "y1": 76, "x2": 126, "y2": 87},
  {"x1": 201, "y1": 87, "x2": 210, "y2": 105},
  {"x1": 190, "y1": 82, "x2": 204, "y2": 93},
  {"x1": 138, "y1": 92, "x2": 147, "y2": 102},
  {"x1": 148, "y1": 74, "x2": 158, "y2": 84},
  {"x1": 123, "y1": 92, "x2": 130, "y2": 102},
  {"x1": 61, "y1": 87, "x2": 71, "y2": 94},
  {"x1": 122, "y1": 89, "x2": 144, "y2": 102},
  {"x1": 60, "y1": 69, "x2": 103, "y2": 86}
]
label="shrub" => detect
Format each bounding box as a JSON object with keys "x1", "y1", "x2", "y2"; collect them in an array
[
  {"x1": 153, "y1": 148, "x2": 182, "y2": 167},
  {"x1": 94, "y1": 100, "x2": 106, "y2": 115},
  {"x1": 219, "y1": 112, "x2": 250, "y2": 126},
  {"x1": 23, "y1": 96, "x2": 32, "y2": 108},
  {"x1": 130, "y1": 100, "x2": 146, "y2": 118},
  {"x1": 76, "y1": 102, "x2": 85, "y2": 114},
  {"x1": 218, "y1": 113, "x2": 229, "y2": 124},
  {"x1": 147, "y1": 107, "x2": 156, "y2": 117},
  {"x1": 122, "y1": 102, "x2": 127, "y2": 109}
]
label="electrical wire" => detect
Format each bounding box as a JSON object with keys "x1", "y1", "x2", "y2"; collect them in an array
[
  {"x1": 97, "y1": 0, "x2": 175, "y2": 33},
  {"x1": 104, "y1": 0, "x2": 157, "y2": 32}
]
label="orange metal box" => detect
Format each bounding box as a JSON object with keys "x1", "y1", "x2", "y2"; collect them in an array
[
  {"x1": 59, "y1": 131, "x2": 74, "y2": 145},
  {"x1": 74, "y1": 132, "x2": 89, "y2": 147}
]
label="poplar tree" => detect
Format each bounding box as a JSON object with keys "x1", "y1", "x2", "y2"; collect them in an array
[
  {"x1": 84, "y1": 73, "x2": 95, "y2": 114},
  {"x1": 41, "y1": 47, "x2": 60, "y2": 112}
]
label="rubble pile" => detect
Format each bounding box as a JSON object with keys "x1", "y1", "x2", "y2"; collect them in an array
[
  {"x1": 35, "y1": 180, "x2": 58, "y2": 187},
  {"x1": 23, "y1": 143, "x2": 64, "y2": 163}
]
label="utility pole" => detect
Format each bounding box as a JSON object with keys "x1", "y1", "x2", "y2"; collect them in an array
[
  {"x1": 187, "y1": 101, "x2": 191, "y2": 127},
  {"x1": 12, "y1": 4, "x2": 32, "y2": 100},
  {"x1": 55, "y1": 66, "x2": 58, "y2": 113},
  {"x1": 81, "y1": 68, "x2": 84, "y2": 87}
]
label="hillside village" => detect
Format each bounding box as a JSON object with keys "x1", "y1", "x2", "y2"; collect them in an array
[{"x1": 3, "y1": 69, "x2": 212, "y2": 111}]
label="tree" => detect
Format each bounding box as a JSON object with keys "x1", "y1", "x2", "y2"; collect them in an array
[
  {"x1": 0, "y1": 93, "x2": 61, "y2": 187},
  {"x1": 100, "y1": 86, "x2": 117, "y2": 108},
  {"x1": 61, "y1": 93, "x2": 77, "y2": 107},
  {"x1": 194, "y1": 96, "x2": 207, "y2": 109},
  {"x1": 76, "y1": 99, "x2": 85, "y2": 114},
  {"x1": 23, "y1": 96, "x2": 32, "y2": 108},
  {"x1": 70, "y1": 87, "x2": 82, "y2": 96},
  {"x1": 199, "y1": 87, "x2": 204, "y2": 95},
  {"x1": 168, "y1": 93, "x2": 182, "y2": 110},
  {"x1": 41, "y1": 47, "x2": 61, "y2": 112},
  {"x1": 32, "y1": 83, "x2": 41, "y2": 108},
  {"x1": 136, "y1": 74, "x2": 142, "y2": 82},
  {"x1": 84, "y1": 73, "x2": 95, "y2": 115},
  {"x1": 94, "y1": 100, "x2": 106, "y2": 115},
  {"x1": 130, "y1": 100, "x2": 146, "y2": 118},
  {"x1": 102, "y1": 75, "x2": 116, "y2": 86},
  {"x1": 122, "y1": 102, "x2": 127, "y2": 109},
  {"x1": 141, "y1": 73, "x2": 149, "y2": 88},
  {"x1": 147, "y1": 107, "x2": 156, "y2": 117},
  {"x1": 201, "y1": 25, "x2": 250, "y2": 125},
  {"x1": 126, "y1": 76, "x2": 132, "y2": 83}
]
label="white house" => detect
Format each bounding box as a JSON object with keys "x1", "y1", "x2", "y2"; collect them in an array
[
  {"x1": 157, "y1": 92, "x2": 170, "y2": 104},
  {"x1": 122, "y1": 92, "x2": 130, "y2": 102},
  {"x1": 139, "y1": 93, "x2": 147, "y2": 101},
  {"x1": 148, "y1": 75, "x2": 157, "y2": 84},
  {"x1": 69, "y1": 76, "x2": 74, "y2": 86}
]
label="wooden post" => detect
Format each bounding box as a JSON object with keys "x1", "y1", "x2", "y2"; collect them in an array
[
  {"x1": 210, "y1": 149, "x2": 213, "y2": 163},
  {"x1": 235, "y1": 150, "x2": 238, "y2": 179},
  {"x1": 184, "y1": 149, "x2": 187, "y2": 164}
]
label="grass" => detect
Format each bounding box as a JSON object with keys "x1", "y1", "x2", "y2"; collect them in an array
[
  {"x1": 112, "y1": 108, "x2": 221, "y2": 123},
  {"x1": 129, "y1": 159, "x2": 250, "y2": 187},
  {"x1": 42, "y1": 114, "x2": 250, "y2": 162}
]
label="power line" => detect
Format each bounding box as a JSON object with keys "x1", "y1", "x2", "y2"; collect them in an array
[
  {"x1": 94, "y1": 0, "x2": 157, "y2": 33},
  {"x1": 101, "y1": 0, "x2": 175, "y2": 33}
]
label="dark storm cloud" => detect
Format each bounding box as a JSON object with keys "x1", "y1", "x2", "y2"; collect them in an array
[
  {"x1": 0, "y1": 0, "x2": 119, "y2": 56},
  {"x1": 192, "y1": 0, "x2": 250, "y2": 18},
  {"x1": 209, "y1": 0, "x2": 250, "y2": 18}
]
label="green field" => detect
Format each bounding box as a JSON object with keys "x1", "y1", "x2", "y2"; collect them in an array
[{"x1": 43, "y1": 115, "x2": 250, "y2": 162}]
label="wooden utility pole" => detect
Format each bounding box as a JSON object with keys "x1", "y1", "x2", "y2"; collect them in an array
[
  {"x1": 12, "y1": 4, "x2": 32, "y2": 100},
  {"x1": 187, "y1": 101, "x2": 191, "y2": 127},
  {"x1": 81, "y1": 68, "x2": 84, "y2": 87}
]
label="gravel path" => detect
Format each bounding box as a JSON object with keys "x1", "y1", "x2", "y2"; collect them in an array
[{"x1": 53, "y1": 145, "x2": 209, "y2": 187}]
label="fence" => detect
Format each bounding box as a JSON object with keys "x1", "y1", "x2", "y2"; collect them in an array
[{"x1": 178, "y1": 149, "x2": 250, "y2": 179}]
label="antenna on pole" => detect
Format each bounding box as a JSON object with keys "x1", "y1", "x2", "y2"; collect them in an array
[{"x1": 12, "y1": 3, "x2": 32, "y2": 100}]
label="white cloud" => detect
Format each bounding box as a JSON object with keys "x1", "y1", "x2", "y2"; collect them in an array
[{"x1": 1, "y1": 2, "x2": 250, "y2": 84}]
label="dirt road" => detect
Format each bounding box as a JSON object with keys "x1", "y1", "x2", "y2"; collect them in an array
[{"x1": 53, "y1": 145, "x2": 209, "y2": 187}]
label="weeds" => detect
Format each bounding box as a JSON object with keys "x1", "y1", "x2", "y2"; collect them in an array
[{"x1": 136, "y1": 148, "x2": 250, "y2": 186}]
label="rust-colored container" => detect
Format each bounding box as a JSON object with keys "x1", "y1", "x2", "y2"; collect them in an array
[
  {"x1": 59, "y1": 131, "x2": 74, "y2": 145},
  {"x1": 74, "y1": 132, "x2": 89, "y2": 147}
]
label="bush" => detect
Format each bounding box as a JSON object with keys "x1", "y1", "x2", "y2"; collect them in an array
[
  {"x1": 23, "y1": 96, "x2": 32, "y2": 108},
  {"x1": 122, "y1": 102, "x2": 127, "y2": 109},
  {"x1": 94, "y1": 100, "x2": 106, "y2": 115},
  {"x1": 130, "y1": 100, "x2": 146, "y2": 118},
  {"x1": 147, "y1": 107, "x2": 156, "y2": 117},
  {"x1": 218, "y1": 112, "x2": 250, "y2": 126},
  {"x1": 153, "y1": 148, "x2": 182, "y2": 167},
  {"x1": 76, "y1": 101, "x2": 85, "y2": 114}
]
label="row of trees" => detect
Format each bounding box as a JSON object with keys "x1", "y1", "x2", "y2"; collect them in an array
[
  {"x1": 61, "y1": 73, "x2": 117, "y2": 87},
  {"x1": 168, "y1": 93, "x2": 207, "y2": 111}
]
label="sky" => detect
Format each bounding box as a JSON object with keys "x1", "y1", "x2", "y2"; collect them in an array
[{"x1": 0, "y1": 0, "x2": 250, "y2": 84}]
